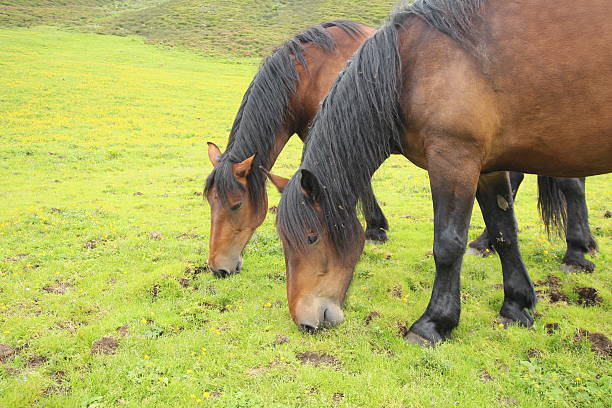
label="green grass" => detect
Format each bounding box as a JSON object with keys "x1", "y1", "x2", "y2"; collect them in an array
[
  {"x1": 0, "y1": 0, "x2": 398, "y2": 56},
  {"x1": 0, "y1": 28, "x2": 611, "y2": 408}
]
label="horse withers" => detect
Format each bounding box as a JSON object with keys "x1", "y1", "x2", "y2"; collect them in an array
[{"x1": 269, "y1": 0, "x2": 611, "y2": 342}]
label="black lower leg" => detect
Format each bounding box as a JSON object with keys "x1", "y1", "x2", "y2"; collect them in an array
[
  {"x1": 361, "y1": 181, "x2": 389, "y2": 243},
  {"x1": 468, "y1": 172, "x2": 525, "y2": 256},
  {"x1": 408, "y1": 160, "x2": 480, "y2": 344},
  {"x1": 476, "y1": 172, "x2": 536, "y2": 327},
  {"x1": 557, "y1": 178, "x2": 597, "y2": 272}
]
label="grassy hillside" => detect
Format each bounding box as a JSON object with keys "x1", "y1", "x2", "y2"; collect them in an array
[
  {"x1": 0, "y1": 28, "x2": 610, "y2": 407},
  {"x1": 0, "y1": 0, "x2": 398, "y2": 56}
]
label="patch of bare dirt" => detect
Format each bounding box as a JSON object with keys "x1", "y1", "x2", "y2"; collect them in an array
[
  {"x1": 84, "y1": 240, "x2": 98, "y2": 249},
  {"x1": 396, "y1": 321, "x2": 410, "y2": 338},
  {"x1": 545, "y1": 323, "x2": 559, "y2": 334},
  {"x1": 55, "y1": 320, "x2": 84, "y2": 333},
  {"x1": 91, "y1": 336, "x2": 119, "y2": 355},
  {"x1": 575, "y1": 287, "x2": 602, "y2": 307},
  {"x1": 177, "y1": 277, "x2": 190, "y2": 288},
  {"x1": 133, "y1": 192, "x2": 144, "y2": 196},
  {"x1": 5, "y1": 367, "x2": 19, "y2": 375},
  {"x1": 480, "y1": 370, "x2": 493, "y2": 382},
  {"x1": 535, "y1": 274, "x2": 568, "y2": 303},
  {"x1": 27, "y1": 355, "x2": 48, "y2": 368},
  {"x1": 492, "y1": 283, "x2": 504, "y2": 290},
  {"x1": 389, "y1": 285, "x2": 402, "y2": 298},
  {"x1": 296, "y1": 351, "x2": 340, "y2": 367},
  {"x1": 185, "y1": 265, "x2": 208, "y2": 276},
  {"x1": 176, "y1": 232, "x2": 199, "y2": 240},
  {"x1": 604, "y1": 210, "x2": 611, "y2": 218},
  {"x1": 6, "y1": 253, "x2": 28, "y2": 262},
  {"x1": 499, "y1": 396, "x2": 517, "y2": 406},
  {"x1": 574, "y1": 329, "x2": 611, "y2": 359},
  {"x1": 364, "y1": 311, "x2": 380, "y2": 325},
  {"x1": 332, "y1": 393, "x2": 345, "y2": 404},
  {"x1": 0, "y1": 344, "x2": 15, "y2": 362},
  {"x1": 44, "y1": 371, "x2": 70, "y2": 395},
  {"x1": 273, "y1": 334, "x2": 290, "y2": 345},
  {"x1": 116, "y1": 324, "x2": 129, "y2": 337},
  {"x1": 527, "y1": 348, "x2": 542, "y2": 359},
  {"x1": 149, "y1": 231, "x2": 163, "y2": 240},
  {"x1": 247, "y1": 366, "x2": 267, "y2": 376},
  {"x1": 43, "y1": 282, "x2": 72, "y2": 294}
]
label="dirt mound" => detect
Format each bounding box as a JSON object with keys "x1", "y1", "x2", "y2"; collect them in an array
[
  {"x1": 91, "y1": 336, "x2": 119, "y2": 355},
  {"x1": 364, "y1": 311, "x2": 381, "y2": 325},
  {"x1": 574, "y1": 330, "x2": 611, "y2": 359},
  {"x1": 297, "y1": 351, "x2": 340, "y2": 367},
  {"x1": 43, "y1": 282, "x2": 72, "y2": 294},
  {"x1": 575, "y1": 287, "x2": 602, "y2": 307},
  {"x1": 0, "y1": 344, "x2": 15, "y2": 362}
]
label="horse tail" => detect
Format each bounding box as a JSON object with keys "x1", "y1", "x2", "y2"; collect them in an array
[{"x1": 537, "y1": 176, "x2": 567, "y2": 237}]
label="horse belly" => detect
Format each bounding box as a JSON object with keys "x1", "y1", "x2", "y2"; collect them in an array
[{"x1": 485, "y1": 0, "x2": 612, "y2": 176}]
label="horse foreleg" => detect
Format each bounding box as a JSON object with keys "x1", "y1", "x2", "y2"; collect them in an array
[
  {"x1": 360, "y1": 180, "x2": 389, "y2": 244},
  {"x1": 476, "y1": 172, "x2": 536, "y2": 327},
  {"x1": 406, "y1": 154, "x2": 480, "y2": 345},
  {"x1": 557, "y1": 177, "x2": 597, "y2": 272},
  {"x1": 467, "y1": 172, "x2": 525, "y2": 256}
]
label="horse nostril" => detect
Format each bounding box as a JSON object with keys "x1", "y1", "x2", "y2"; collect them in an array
[{"x1": 300, "y1": 323, "x2": 318, "y2": 334}]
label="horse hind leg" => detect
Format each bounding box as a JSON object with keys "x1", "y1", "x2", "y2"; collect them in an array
[
  {"x1": 477, "y1": 172, "x2": 536, "y2": 328},
  {"x1": 360, "y1": 181, "x2": 389, "y2": 244},
  {"x1": 556, "y1": 177, "x2": 597, "y2": 273},
  {"x1": 468, "y1": 172, "x2": 525, "y2": 257}
]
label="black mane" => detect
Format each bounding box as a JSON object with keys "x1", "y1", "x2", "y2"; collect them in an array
[
  {"x1": 205, "y1": 20, "x2": 368, "y2": 212},
  {"x1": 406, "y1": 0, "x2": 486, "y2": 57},
  {"x1": 276, "y1": 1, "x2": 486, "y2": 255}
]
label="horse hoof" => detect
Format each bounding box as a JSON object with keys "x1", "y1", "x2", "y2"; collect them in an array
[
  {"x1": 365, "y1": 228, "x2": 388, "y2": 244},
  {"x1": 499, "y1": 309, "x2": 534, "y2": 328},
  {"x1": 465, "y1": 246, "x2": 495, "y2": 257},
  {"x1": 404, "y1": 331, "x2": 433, "y2": 347},
  {"x1": 466, "y1": 247, "x2": 484, "y2": 257},
  {"x1": 560, "y1": 261, "x2": 595, "y2": 274}
]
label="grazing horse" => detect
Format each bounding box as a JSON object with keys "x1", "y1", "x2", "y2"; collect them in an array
[
  {"x1": 204, "y1": 21, "x2": 387, "y2": 278},
  {"x1": 269, "y1": 0, "x2": 611, "y2": 343}
]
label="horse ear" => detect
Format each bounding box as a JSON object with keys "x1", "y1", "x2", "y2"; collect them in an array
[
  {"x1": 232, "y1": 154, "x2": 256, "y2": 182},
  {"x1": 207, "y1": 142, "x2": 222, "y2": 167},
  {"x1": 260, "y1": 166, "x2": 289, "y2": 193},
  {"x1": 300, "y1": 169, "x2": 321, "y2": 202}
]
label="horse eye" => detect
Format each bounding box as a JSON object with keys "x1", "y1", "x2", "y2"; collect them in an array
[
  {"x1": 307, "y1": 234, "x2": 319, "y2": 245},
  {"x1": 230, "y1": 202, "x2": 242, "y2": 211}
]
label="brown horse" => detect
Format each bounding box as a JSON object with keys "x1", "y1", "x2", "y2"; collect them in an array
[
  {"x1": 204, "y1": 21, "x2": 387, "y2": 278},
  {"x1": 269, "y1": 0, "x2": 611, "y2": 343}
]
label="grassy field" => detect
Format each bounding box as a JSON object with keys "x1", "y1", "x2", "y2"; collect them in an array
[
  {"x1": 0, "y1": 28, "x2": 610, "y2": 408},
  {"x1": 0, "y1": 0, "x2": 397, "y2": 56}
]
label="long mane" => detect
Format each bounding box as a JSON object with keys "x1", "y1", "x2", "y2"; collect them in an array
[
  {"x1": 205, "y1": 20, "x2": 368, "y2": 212},
  {"x1": 276, "y1": 0, "x2": 487, "y2": 255}
]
